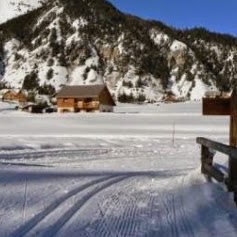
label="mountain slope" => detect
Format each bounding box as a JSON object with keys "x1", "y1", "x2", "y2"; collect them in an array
[
  {"x1": 0, "y1": 0, "x2": 45, "y2": 25},
  {"x1": 0, "y1": 0, "x2": 237, "y2": 102}
]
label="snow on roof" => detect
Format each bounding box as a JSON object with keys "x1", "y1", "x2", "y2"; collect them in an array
[
  {"x1": 205, "y1": 91, "x2": 221, "y2": 98},
  {"x1": 0, "y1": 89, "x2": 10, "y2": 95},
  {"x1": 0, "y1": 89, "x2": 9, "y2": 99},
  {"x1": 0, "y1": 89, "x2": 27, "y2": 97}
]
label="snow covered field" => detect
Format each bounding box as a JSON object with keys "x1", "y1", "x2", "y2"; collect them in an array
[{"x1": 0, "y1": 101, "x2": 237, "y2": 237}]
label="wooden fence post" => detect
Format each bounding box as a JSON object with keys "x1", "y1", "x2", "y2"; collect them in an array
[
  {"x1": 228, "y1": 89, "x2": 237, "y2": 203},
  {"x1": 201, "y1": 145, "x2": 214, "y2": 181}
]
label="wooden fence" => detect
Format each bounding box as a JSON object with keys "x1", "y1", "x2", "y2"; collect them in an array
[{"x1": 196, "y1": 137, "x2": 237, "y2": 204}]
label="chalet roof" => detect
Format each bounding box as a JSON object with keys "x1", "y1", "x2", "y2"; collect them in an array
[
  {"x1": 56, "y1": 85, "x2": 106, "y2": 98},
  {"x1": 0, "y1": 89, "x2": 27, "y2": 95}
]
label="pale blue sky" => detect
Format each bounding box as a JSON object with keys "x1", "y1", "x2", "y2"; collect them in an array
[{"x1": 108, "y1": 0, "x2": 237, "y2": 36}]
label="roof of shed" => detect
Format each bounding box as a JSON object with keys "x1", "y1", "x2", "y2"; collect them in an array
[{"x1": 56, "y1": 85, "x2": 106, "y2": 98}]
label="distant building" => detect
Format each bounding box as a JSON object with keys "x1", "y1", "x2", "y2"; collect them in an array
[
  {"x1": 21, "y1": 103, "x2": 48, "y2": 113},
  {"x1": 0, "y1": 89, "x2": 27, "y2": 103},
  {"x1": 164, "y1": 94, "x2": 178, "y2": 103},
  {"x1": 56, "y1": 85, "x2": 116, "y2": 113}
]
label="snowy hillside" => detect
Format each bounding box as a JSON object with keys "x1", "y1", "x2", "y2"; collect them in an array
[
  {"x1": 0, "y1": 0, "x2": 237, "y2": 102},
  {"x1": 0, "y1": 101, "x2": 237, "y2": 236},
  {"x1": 0, "y1": 0, "x2": 44, "y2": 24}
]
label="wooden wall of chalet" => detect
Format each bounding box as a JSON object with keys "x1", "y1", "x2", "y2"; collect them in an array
[
  {"x1": 3, "y1": 91, "x2": 26, "y2": 102},
  {"x1": 57, "y1": 98, "x2": 75, "y2": 108},
  {"x1": 18, "y1": 93, "x2": 27, "y2": 102},
  {"x1": 57, "y1": 97, "x2": 100, "y2": 112},
  {"x1": 3, "y1": 91, "x2": 15, "y2": 101},
  {"x1": 99, "y1": 87, "x2": 115, "y2": 106}
]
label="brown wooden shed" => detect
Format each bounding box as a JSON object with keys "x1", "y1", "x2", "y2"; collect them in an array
[{"x1": 56, "y1": 85, "x2": 115, "y2": 113}]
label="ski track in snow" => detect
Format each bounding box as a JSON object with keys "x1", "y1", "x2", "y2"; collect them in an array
[
  {"x1": 13, "y1": 175, "x2": 113, "y2": 236},
  {"x1": 1, "y1": 150, "x2": 237, "y2": 237},
  {"x1": 80, "y1": 176, "x2": 195, "y2": 237},
  {"x1": 1, "y1": 145, "x2": 207, "y2": 237},
  {"x1": 13, "y1": 175, "x2": 130, "y2": 237},
  {"x1": 41, "y1": 176, "x2": 130, "y2": 237}
]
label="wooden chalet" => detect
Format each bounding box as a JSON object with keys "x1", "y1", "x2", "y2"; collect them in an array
[
  {"x1": 0, "y1": 89, "x2": 9, "y2": 101},
  {"x1": 56, "y1": 85, "x2": 116, "y2": 113},
  {"x1": 1, "y1": 89, "x2": 27, "y2": 103}
]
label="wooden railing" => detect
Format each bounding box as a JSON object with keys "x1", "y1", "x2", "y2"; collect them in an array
[
  {"x1": 77, "y1": 101, "x2": 99, "y2": 110},
  {"x1": 197, "y1": 137, "x2": 237, "y2": 204}
]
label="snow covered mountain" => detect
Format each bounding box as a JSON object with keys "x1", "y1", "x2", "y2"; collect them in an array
[
  {"x1": 0, "y1": 0, "x2": 45, "y2": 24},
  {"x1": 0, "y1": 0, "x2": 237, "y2": 102}
]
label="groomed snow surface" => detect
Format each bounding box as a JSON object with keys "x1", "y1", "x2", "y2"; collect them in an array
[{"x1": 0, "y1": 101, "x2": 237, "y2": 237}]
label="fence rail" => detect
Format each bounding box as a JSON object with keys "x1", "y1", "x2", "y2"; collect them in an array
[
  {"x1": 196, "y1": 137, "x2": 237, "y2": 204},
  {"x1": 197, "y1": 137, "x2": 237, "y2": 160}
]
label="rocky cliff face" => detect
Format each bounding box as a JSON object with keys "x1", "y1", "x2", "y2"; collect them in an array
[{"x1": 0, "y1": 0, "x2": 237, "y2": 102}]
